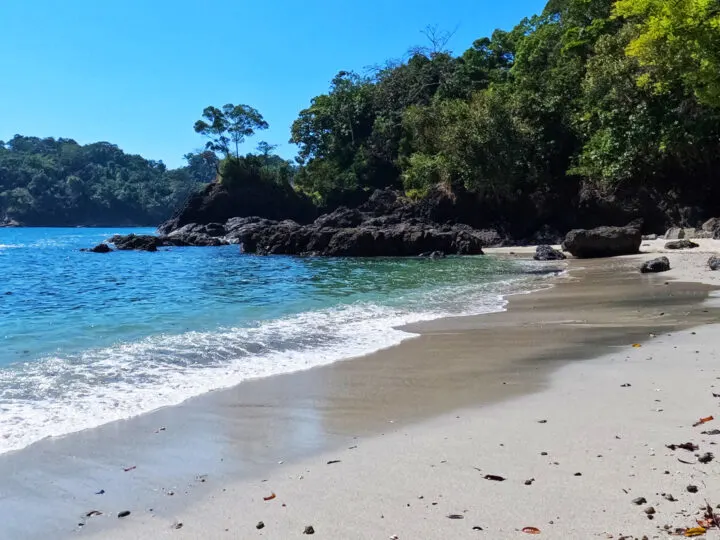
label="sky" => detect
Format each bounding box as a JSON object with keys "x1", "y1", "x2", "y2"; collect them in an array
[{"x1": 0, "y1": 0, "x2": 547, "y2": 168}]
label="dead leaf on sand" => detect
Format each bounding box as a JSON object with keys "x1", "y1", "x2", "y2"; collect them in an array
[
  {"x1": 263, "y1": 492, "x2": 276, "y2": 501},
  {"x1": 683, "y1": 527, "x2": 706, "y2": 537},
  {"x1": 522, "y1": 526, "x2": 541, "y2": 534},
  {"x1": 667, "y1": 442, "x2": 699, "y2": 451},
  {"x1": 632, "y1": 343, "x2": 642, "y2": 348},
  {"x1": 693, "y1": 416, "x2": 714, "y2": 427},
  {"x1": 483, "y1": 474, "x2": 506, "y2": 482}
]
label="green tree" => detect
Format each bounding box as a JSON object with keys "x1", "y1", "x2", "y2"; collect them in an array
[
  {"x1": 194, "y1": 104, "x2": 269, "y2": 160},
  {"x1": 614, "y1": 0, "x2": 720, "y2": 108}
]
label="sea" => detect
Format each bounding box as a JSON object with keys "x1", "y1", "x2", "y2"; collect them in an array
[{"x1": 0, "y1": 227, "x2": 561, "y2": 455}]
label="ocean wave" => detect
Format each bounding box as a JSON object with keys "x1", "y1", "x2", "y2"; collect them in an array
[{"x1": 0, "y1": 267, "x2": 559, "y2": 454}]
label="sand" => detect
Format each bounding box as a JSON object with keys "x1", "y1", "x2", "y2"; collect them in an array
[
  {"x1": 61, "y1": 244, "x2": 720, "y2": 540},
  {"x1": 3, "y1": 242, "x2": 720, "y2": 539}
]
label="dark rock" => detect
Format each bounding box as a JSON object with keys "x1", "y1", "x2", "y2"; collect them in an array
[
  {"x1": 534, "y1": 245, "x2": 566, "y2": 261},
  {"x1": 664, "y1": 239, "x2": 699, "y2": 250},
  {"x1": 687, "y1": 485, "x2": 698, "y2": 493},
  {"x1": 303, "y1": 525, "x2": 315, "y2": 535},
  {"x1": 644, "y1": 507, "x2": 656, "y2": 515},
  {"x1": 640, "y1": 256, "x2": 670, "y2": 273},
  {"x1": 664, "y1": 227, "x2": 686, "y2": 240},
  {"x1": 313, "y1": 207, "x2": 364, "y2": 228},
  {"x1": 632, "y1": 497, "x2": 647, "y2": 505},
  {"x1": 158, "y1": 181, "x2": 316, "y2": 235},
  {"x1": 708, "y1": 256, "x2": 720, "y2": 271},
  {"x1": 83, "y1": 243, "x2": 112, "y2": 253},
  {"x1": 256, "y1": 521, "x2": 265, "y2": 530},
  {"x1": 702, "y1": 217, "x2": 720, "y2": 233},
  {"x1": 109, "y1": 234, "x2": 163, "y2": 252},
  {"x1": 563, "y1": 226, "x2": 642, "y2": 258},
  {"x1": 117, "y1": 510, "x2": 131, "y2": 518}
]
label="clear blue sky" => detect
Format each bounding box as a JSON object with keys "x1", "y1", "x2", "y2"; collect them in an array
[{"x1": 0, "y1": 0, "x2": 547, "y2": 168}]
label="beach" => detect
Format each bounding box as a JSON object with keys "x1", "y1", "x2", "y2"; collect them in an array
[{"x1": 3, "y1": 244, "x2": 720, "y2": 539}]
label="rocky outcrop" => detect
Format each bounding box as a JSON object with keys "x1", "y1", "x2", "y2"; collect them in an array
[
  {"x1": 709, "y1": 256, "x2": 720, "y2": 271},
  {"x1": 225, "y1": 215, "x2": 485, "y2": 257},
  {"x1": 158, "y1": 181, "x2": 316, "y2": 235},
  {"x1": 562, "y1": 226, "x2": 642, "y2": 258},
  {"x1": 147, "y1": 189, "x2": 491, "y2": 257},
  {"x1": 109, "y1": 234, "x2": 164, "y2": 252},
  {"x1": 0, "y1": 217, "x2": 20, "y2": 227},
  {"x1": 664, "y1": 239, "x2": 699, "y2": 250},
  {"x1": 640, "y1": 256, "x2": 670, "y2": 273},
  {"x1": 534, "y1": 245, "x2": 566, "y2": 261}
]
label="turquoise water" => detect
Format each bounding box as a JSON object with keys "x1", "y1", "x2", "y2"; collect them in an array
[{"x1": 0, "y1": 228, "x2": 558, "y2": 454}]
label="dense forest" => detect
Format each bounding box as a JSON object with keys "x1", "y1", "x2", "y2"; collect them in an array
[
  {"x1": 3, "y1": 0, "x2": 719, "y2": 231},
  {"x1": 0, "y1": 136, "x2": 218, "y2": 226},
  {"x1": 283, "y1": 0, "x2": 720, "y2": 233}
]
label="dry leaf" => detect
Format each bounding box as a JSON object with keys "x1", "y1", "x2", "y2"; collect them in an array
[
  {"x1": 522, "y1": 526, "x2": 541, "y2": 534},
  {"x1": 263, "y1": 492, "x2": 276, "y2": 501},
  {"x1": 632, "y1": 343, "x2": 642, "y2": 348},
  {"x1": 693, "y1": 416, "x2": 714, "y2": 427},
  {"x1": 684, "y1": 527, "x2": 706, "y2": 537}
]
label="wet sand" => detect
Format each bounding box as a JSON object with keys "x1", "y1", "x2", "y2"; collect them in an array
[{"x1": 0, "y1": 252, "x2": 718, "y2": 539}]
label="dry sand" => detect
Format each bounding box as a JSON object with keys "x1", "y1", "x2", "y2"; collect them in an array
[{"x1": 66, "y1": 245, "x2": 720, "y2": 540}]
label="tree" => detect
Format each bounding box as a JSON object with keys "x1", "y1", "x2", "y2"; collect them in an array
[
  {"x1": 614, "y1": 0, "x2": 720, "y2": 108},
  {"x1": 194, "y1": 104, "x2": 269, "y2": 160},
  {"x1": 256, "y1": 141, "x2": 278, "y2": 157}
]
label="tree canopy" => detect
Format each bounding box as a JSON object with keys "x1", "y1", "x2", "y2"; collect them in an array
[
  {"x1": 0, "y1": 136, "x2": 215, "y2": 226},
  {"x1": 287, "y1": 0, "x2": 720, "y2": 228}
]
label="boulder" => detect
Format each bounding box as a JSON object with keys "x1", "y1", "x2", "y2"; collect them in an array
[
  {"x1": 702, "y1": 218, "x2": 720, "y2": 233},
  {"x1": 664, "y1": 239, "x2": 699, "y2": 250},
  {"x1": 81, "y1": 243, "x2": 113, "y2": 253},
  {"x1": 534, "y1": 245, "x2": 566, "y2": 261},
  {"x1": 642, "y1": 234, "x2": 658, "y2": 241},
  {"x1": 562, "y1": 226, "x2": 642, "y2": 258},
  {"x1": 664, "y1": 227, "x2": 685, "y2": 240},
  {"x1": 640, "y1": 256, "x2": 670, "y2": 274},
  {"x1": 90, "y1": 243, "x2": 112, "y2": 253},
  {"x1": 109, "y1": 234, "x2": 163, "y2": 252},
  {"x1": 708, "y1": 256, "x2": 720, "y2": 271}
]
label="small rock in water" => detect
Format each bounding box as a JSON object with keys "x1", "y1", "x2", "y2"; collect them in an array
[
  {"x1": 118, "y1": 510, "x2": 131, "y2": 518},
  {"x1": 632, "y1": 497, "x2": 647, "y2": 505},
  {"x1": 256, "y1": 521, "x2": 265, "y2": 530},
  {"x1": 304, "y1": 525, "x2": 315, "y2": 534}
]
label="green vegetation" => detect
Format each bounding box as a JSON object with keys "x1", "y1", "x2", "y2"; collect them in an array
[
  {"x1": 289, "y1": 0, "x2": 720, "y2": 222},
  {"x1": 0, "y1": 136, "x2": 215, "y2": 226},
  {"x1": 3, "y1": 0, "x2": 718, "y2": 228}
]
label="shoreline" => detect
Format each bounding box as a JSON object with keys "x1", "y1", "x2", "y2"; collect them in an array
[{"x1": 1, "y1": 248, "x2": 719, "y2": 539}]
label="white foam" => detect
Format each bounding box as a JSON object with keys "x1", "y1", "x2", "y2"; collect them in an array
[{"x1": 0, "y1": 272, "x2": 557, "y2": 454}]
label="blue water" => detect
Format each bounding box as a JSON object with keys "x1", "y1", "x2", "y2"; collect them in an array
[{"x1": 0, "y1": 228, "x2": 558, "y2": 454}]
